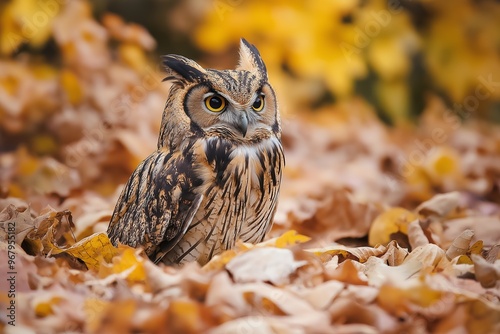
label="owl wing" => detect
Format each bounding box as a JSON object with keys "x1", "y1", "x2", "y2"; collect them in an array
[{"x1": 107, "y1": 149, "x2": 203, "y2": 263}]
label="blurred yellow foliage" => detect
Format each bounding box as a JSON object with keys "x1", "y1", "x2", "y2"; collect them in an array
[
  {"x1": 0, "y1": 0, "x2": 61, "y2": 54},
  {"x1": 60, "y1": 69, "x2": 84, "y2": 105},
  {"x1": 194, "y1": 0, "x2": 500, "y2": 120},
  {"x1": 195, "y1": 0, "x2": 419, "y2": 117}
]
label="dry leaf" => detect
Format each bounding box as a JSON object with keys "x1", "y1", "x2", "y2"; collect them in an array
[
  {"x1": 0, "y1": 204, "x2": 35, "y2": 244},
  {"x1": 442, "y1": 216, "x2": 500, "y2": 248},
  {"x1": 368, "y1": 207, "x2": 418, "y2": 247},
  {"x1": 416, "y1": 191, "x2": 460, "y2": 217},
  {"x1": 307, "y1": 243, "x2": 390, "y2": 263},
  {"x1": 50, "y1": 232, "x2": 117, "y2": 271},
  {"x1": 471, "y1": 254, "x2": 500, "y2": 288},
  {"x1": 407, "y1": 219, "x2": 429, "y2": 249},
  {"x1": 301, "y1": 280, "x2": 345, "y2": 310},
  {"x1": 226, "y1": 247, "x2": 307, "y2": 284},
  {"x1": 262, "y1": 230, "x2": 311, "y2": 248},
  {"x1": 328, "y1": 259, "x2": 368, "y2": 285},
  {"x1": 446, "y1": 229, "x2": 474, "y2": 260}
]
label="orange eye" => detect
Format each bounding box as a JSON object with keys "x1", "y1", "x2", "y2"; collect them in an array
[
  {"x1": 204, "y1": 95, "x2": 226, "y2": 112},
  {"x1": 252, "y1": 95, "x2": 265, "y2": 112}
]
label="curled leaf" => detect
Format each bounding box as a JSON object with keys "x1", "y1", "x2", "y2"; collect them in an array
[
  {"x1": 307, "y1": 243, "x2": 389, "y2": 263},
  {"x1": 416, "y1": 191, "x2": 460, "y2": 217},
  {"x1": 471, "y1": 254, "x2": 499, "y2": 288},
  {"x1": 407, "y1": 219, "x2": 429, "y2": 249},
  {"x1": 446, "y1": 230, "x2": 474, "y2": 260},
  {"x1": 51, "y1": 232, "x2": 117, "y2": 271},
  {"x1": 368, "y1": 207, "x2": 418, "y2": 247}
]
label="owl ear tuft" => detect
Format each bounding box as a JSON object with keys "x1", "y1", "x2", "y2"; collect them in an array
[
  {"x1": 237, "y1": 39, "x2": 267, "y2": 79},
  {"x1": 162, "y1": 55, "x2": 206, "y2": 83}
]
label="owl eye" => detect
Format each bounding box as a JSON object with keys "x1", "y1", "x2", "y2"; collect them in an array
[
  {"x1": 252, "y1": 94, "x2": 265, "y2": 112},
  {"x1": 205, "y1": 95, "x2": 226, "y2": 113}
]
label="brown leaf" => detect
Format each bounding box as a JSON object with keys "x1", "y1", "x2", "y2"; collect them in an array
[
  {"x1": 328, "y1": 260, "x2": 368, "y2": 285},
  {"x1": 416, "y1": 191, "x2": 460, "y2": 217},
  {"x1": 0, "y1": 204, "x2": 35, "y2": 244},
  {"x1": 446, "y1": 229, "x2": 474, "y2": 260},
  {"x1": 226, "y1": 247, "x2": 307, "y2": 285},
  {"x1": 282, "y1": 189, "x2": 380, "y2": 244},
  {"x1": 301, "y1": 280, "x2": 345, "y2": 310},
  {"x1": 308, "y1": 243, "x2": 390, "y2": 263},
  {"x1": 407, "y1": 219, "x2": 429, "y2": 249},
  {"x1": 442, "y1": 216, "x2": 500, "y2": 248},
  {"x1": 471, "y1": 254, "x2": 499, "y2": 288}
]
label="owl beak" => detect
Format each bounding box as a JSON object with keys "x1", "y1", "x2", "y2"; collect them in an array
[{"x1": 237, "y1": 113, "x2": 249, "y2": 137}]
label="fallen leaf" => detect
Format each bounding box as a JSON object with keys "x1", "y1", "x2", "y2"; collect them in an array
[
  {"x1": 301, "y1": 280, "x2": 345, "y2": 310},
  {"x1": 471, "y1": 254, "x2": 499, "y2": 288},
  {"x1": 0, "y1": 204, "x2": 35, "y2": 244},
  {"x1": 377, "y1": 280, "x2": 445, "y2": 317},
  {"x1": 446, "y1": 229, "x2": 474, "y2": 260},
  {"x1": 368, "y1": 207, "x2": 418, "y2": 247},
  {"x1": 407, "y1": 219, "x2": 429, "y2": 249},
  {"x1": 442, "y1": 216, "x2": 500, "y2": 248},
  {"x1": 416, "y1": 191, "x2": 460, "y2": 217},
  {"x1": 328, "y1": 259, "x2": 368, "y2": 286},
  {"x1": 262, "y1": 230, "x2": 311, "y2": 248},
  {"x1": 50, "y1": 232, "x2": 117, "y2": 271},
  {"x1": 307, "y1": 243, "x2": 390, "y2": 263},
  {"x1": 226, "y1": 247, "x2": 307, "y2": 285}
]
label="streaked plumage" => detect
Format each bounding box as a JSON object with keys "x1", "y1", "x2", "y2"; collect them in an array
[{"x1": 107, "y1": 39, "x2": 284, "y2": 265}]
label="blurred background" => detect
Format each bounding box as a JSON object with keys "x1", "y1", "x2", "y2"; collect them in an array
[{"x1": 1, "y1": 0, "x2": 500, "y2": 228}]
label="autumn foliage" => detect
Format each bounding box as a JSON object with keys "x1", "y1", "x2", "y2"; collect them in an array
[{"x1": 1, "y1": 0, "x2": 500, "y2": 333}]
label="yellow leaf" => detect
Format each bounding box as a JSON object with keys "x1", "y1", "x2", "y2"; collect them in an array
[
  {"x1": 405, "y1": 166, "x2": 434, "y2": 202},
  {"x1": 376, "y1": 80, "x2": 410, "y2": 123},
  {"x1": 0, "y1": 74, "x2": 20, "y2": 95},
  {"x1": 31, "y1": 64, "x2": 58, "y2": 80},
  {"x1": 203, "y1": 249, "x2": 237, "y2": 271},
  {"x1": 368, "y1": 207, "x2": 418, "y2": 247},
  {"x1": 424, "y1": 146, "x2": 463, "y2": 187},
  {"x1": 457, "y1": 255, "x2": 473, "y2": 265},
  {"x1": 111, "y1": 247, "x2": 146, "y2": 282},
  {"x1": 119, "y1": 42, "x2": 147, "y2": 70},
  {"x1": 369, "y1": 38, "x2": 410, "y2": 81},
  {"x1": 29, "y1": 134, "x2": 57, "y2": 156},
  {"x1": 84, "y1": 298, "x2": 109, "y2": 333},
  {"x1": 470, "y1": 240, "x2": 484, "y2": 255},
  {"x1": 51, "y1": 232, "x2": 117, "y2": 271},
  {"x1": 378, "y1": 281, "x2": 443, "y2": 317},
  {"x1": 0, "y1": 0, "x2": 59, "y2": 55},
  {"x1": 167, "y1": 299, "x2": 211, "y2": 333},
  {"x1": 262, "y1": 230, "x2": 311, "y2": 248},
  {"x1": 33, "y1": 296, "x2": 63, "y2": 317},
  {"x1": 60, "y1": 69, "x2": 84, "y2": 105}
]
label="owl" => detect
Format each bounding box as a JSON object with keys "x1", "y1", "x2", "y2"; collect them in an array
[{"x1": 107, "y1": 39, "x2": 284, "y2": 266}]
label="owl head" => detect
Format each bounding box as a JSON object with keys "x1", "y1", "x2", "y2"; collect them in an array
[{"x1": 158, "y1": 39, "x2": 280, "y2": 149}]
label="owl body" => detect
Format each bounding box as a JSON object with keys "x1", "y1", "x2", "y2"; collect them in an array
[{"x1": 108, "y1": 39, "x2": 284, "y2": 265}]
